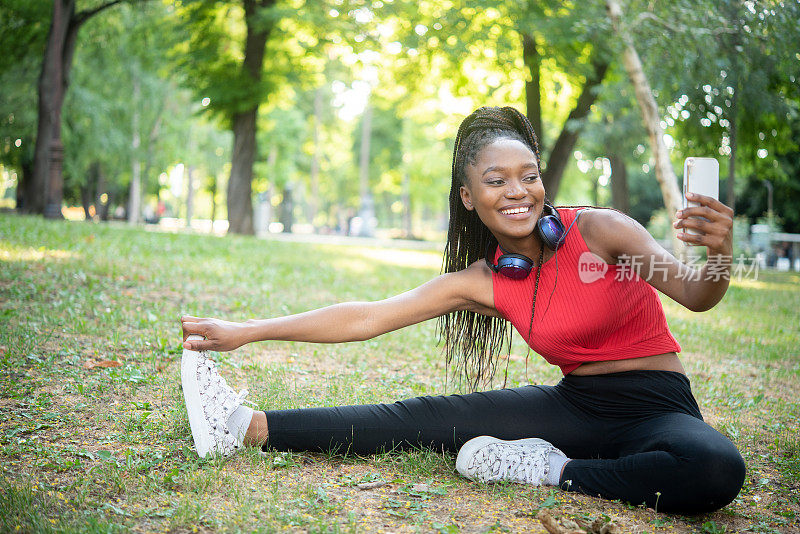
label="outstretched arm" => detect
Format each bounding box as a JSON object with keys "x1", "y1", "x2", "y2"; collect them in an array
[
  {"x1": 581, "y1": 192, "x2": 734, "y2": 312},
  {"x1": 181, "y1": 261, "x2": 498, "y2": 351}
]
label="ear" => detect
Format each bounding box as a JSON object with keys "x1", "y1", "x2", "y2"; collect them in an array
[{"x1": 459, "y1": 185, "x2": 474, "y2": 211}]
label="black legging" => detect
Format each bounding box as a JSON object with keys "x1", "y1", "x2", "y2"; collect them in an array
[{"x1": 263, "y1": 370, "x2": 745, "y2": 514}]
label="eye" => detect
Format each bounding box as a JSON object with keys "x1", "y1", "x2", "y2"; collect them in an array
[
  {"x1": 484, "y1": 177, "x2": 504, "y2": 186},
  {"x1": 522, "y1": 174, "x2": 540, "y2": 183}
]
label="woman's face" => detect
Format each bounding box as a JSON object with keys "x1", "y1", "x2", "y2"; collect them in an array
[{"x1": 460, "y1": 138, "x2": 546, "y2": 242}]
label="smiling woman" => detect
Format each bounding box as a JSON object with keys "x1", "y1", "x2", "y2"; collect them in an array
[{"x1": 179, "y1": 106, "x2": 744, "y2": 515}]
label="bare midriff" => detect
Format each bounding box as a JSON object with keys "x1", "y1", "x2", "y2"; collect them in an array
[{"x1": 569, "y1": 352, "x2": 684, "y2": 376}]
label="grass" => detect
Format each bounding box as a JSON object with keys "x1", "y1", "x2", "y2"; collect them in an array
[{"x1": 1, "y1": 212, "x2": 798, "y2": 533}]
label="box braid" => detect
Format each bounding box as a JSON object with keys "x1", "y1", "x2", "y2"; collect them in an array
[{"x1": 438, "y1": 106, "x2": 545, "y2": 390}]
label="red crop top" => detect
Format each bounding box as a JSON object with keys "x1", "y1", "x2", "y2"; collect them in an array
[{"x1": 491, "y1": 207, "x2": 681, "y2": 375}]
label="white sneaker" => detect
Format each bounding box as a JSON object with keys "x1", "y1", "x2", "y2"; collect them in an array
[
  {"x1": 456, "y1": 436, "x2": 565, "y2": 485},
  {"x1": 181, "y1": 335, "x2": 254, "y2": 458}
]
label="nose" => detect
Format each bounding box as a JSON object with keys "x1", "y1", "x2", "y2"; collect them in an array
[{"x1": 504, "y1": 179, "x2": 526, "y2": 198}]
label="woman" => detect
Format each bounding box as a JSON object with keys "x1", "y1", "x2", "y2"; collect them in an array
[{"x1": 180, "y1": 106, "x2": 744, "y2": 514}]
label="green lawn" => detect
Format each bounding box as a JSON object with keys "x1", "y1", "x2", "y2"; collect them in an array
[{"x1": 1, "y1": 213, "x2": 798, "y2": 533}]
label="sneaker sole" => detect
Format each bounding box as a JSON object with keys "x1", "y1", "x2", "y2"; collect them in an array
[
  {"x1": 455, "y1": 436, "x2": 554, "y2": 482},
  {"x1": 181, "y1": 337, "x2": 213, "y2": 458}
]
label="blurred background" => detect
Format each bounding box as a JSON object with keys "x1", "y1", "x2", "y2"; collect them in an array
[{"x1": 1, "y1": 0, "x2": 799, "y2": 267}]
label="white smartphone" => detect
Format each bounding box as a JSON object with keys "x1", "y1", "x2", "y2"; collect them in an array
[{"x1": 682, "y1": 157, "x2": 719, "y2": 239}]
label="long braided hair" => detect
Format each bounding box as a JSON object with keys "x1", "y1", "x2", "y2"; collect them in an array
[{"x1": 437, "y1": 106, "x2": 545, "y2": 390}]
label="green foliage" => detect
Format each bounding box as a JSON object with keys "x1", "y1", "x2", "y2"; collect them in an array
[
  {"x1": 622, "y1": 0, "x2": 800, "y2": 218},
  {"x1": 0, "y1": 0, "x2": 49, "y2": 190},
  {"x1": 2, "y1": 0, "x2": 799, "y2": 237},
  {"x1": 257, "y1": 105, "x2": 309, "y2": 192},
  {"x1": 701, "y1": 520, "x2": 727, "y2": 534},
  {"x1": 173, "y1": 0, "x2": 262, "y2": 120},
  {"x1": 575, "y1": 71, "x2": 667, "y2": 221},
  {"x1": 738, "y1": 116, "x2": 800, "y2": 232},
  {"x1": 174, "y1": 0, "x2": 359, "y2": 121},
  {"x1": 0, "y1": 0, "x2": 49, "y2": 72},
  {"x1": 352, "y1": 102, "x2": 403, "y2": 204},
  {"x1": 42, "y1": 2, "x2": 234, "y2": 216}
]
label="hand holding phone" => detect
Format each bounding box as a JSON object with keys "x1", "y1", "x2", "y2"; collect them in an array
[{"x1": 682, "y1": 157, "x2": 719, "y2": 240}]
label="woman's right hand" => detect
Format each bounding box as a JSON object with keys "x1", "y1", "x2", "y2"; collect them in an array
[{"x1": 181, "y1": 316, "x2": 250, "y2": 352}]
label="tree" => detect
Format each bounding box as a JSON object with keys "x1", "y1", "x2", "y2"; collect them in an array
[
  {"x1": 55, "y1": 2, "x2": 199, "y2": 223},
  {"x1": 176, "y1": 0, "x2": 280, "y2": 234},
  {"x1": 637, "y1": 0, "x2": 800, "y2": 216},
  {"x1": 255, "y1": 105, "x2": 308, "y2": 233},
  {"x1": 0, "y1": 0, "x2": 52, "y2": 210},
  {"x1": 381, "y1": 0, "x2": 611, "y2": 201},
  {"x1": 606, "y1": 0, "x2": 682, "y2": 216},
  {"x1": 574, "y1": 72, "x2": 666, "y2": 223},
  {"x1": 516, "y1": 1, "x2": 612, "y2": 199},
  {"x1": 28, "y1": 0, "x2": 144, "y2": 218},
  {"x1": 738, "y1": 115, "x2": 800, "y2": 233},
  {"x1": 176, "y1": 0, "x2": 360, "y2": 235}
]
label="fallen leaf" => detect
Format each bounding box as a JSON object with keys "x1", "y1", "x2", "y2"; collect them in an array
[
  {"x1": 537, "y1": 510, "x2": 566, "y2": 534},
  {"x1": 536, "y1": 510, "x2": 585, "y2": 534}
]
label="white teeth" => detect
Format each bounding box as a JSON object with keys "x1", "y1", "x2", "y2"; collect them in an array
[{"x1": 501, "y1": 206, "x2": 531, "y2": 215}]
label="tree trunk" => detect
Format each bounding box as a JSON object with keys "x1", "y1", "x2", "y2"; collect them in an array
[
  {"x1": 279, "y1": 184, "x2": 293, "y2": 233},
  {"x1": 227, "y1": 110, "x2": 257, "y2": 234},
  {"x1": 225, "y1": 0, "x2": 274, "y2": 235},
  {"x1": 609, "y1": 152, "x2": 630, "y2": 213},
  {"x1": 32, "y1": 0, "x2": 74, "y2": 215},
  {"x1": 727, "y1": 85, "x2": 737, "y2": 212},
  {"x1": 541, "y1": 56, "x2": 608, "y2": 199},
  {"x1": 209, "y1": 173, "x2": 217, "y2": 226},
  {"x1": 720, "y1": 2, "x2": 740, "y2": 213},
  {"x1": 357, "y1": 102, "x2": 375, "y2": 237},
  {"x1": 17, "y1": 157, "x2": 34, "y2": 211},
  {"x1": 96, "y1": 164, "x2": 111, "y2": 221},
  {"x1": 80, "y1": 161, "x2": 98, "y2": 220},
  {"x1": 141, "y1": 103, "x2": 164, "y2": 224},
  {"x1": 607, "y1": 0, "x2": 683, "y2": 255},
  {"x1": 128, "y1": 74, "x2": 141, "y2": 224},
  {"x1": 260, "y1": 143, "x2": 278, "y2": 231},
  {"x1": 522, "y1": 32, "x2": 543, "y2": 152},
  {"x1": 402, "y1": 170, "x2": 412, "y2": 238},
  {"x1": 80, "y1": 186, "x2": 93, "y2": 220},
  {"x1": 186, "y1": 165, "x2": 195, "y2": 227},
  {"x1": 31, "y1": 0, "x2": 126, "y2": 217},
  {"x1": 308, "y1": 86, "x2": 323, "y2": 229}
]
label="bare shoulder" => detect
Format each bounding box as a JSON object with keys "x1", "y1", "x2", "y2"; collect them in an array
[
  {"x1": 577, "y1": 207, "x2": 641, "y2": 236},
  {"x1": 463, "y1": 257, "x2": 494, "y2": 278},
  {"x1": 446, "y1": 259, "x2": 498, "y2": 316},
  {"x1": 577, "y1": 208, "x2": 651, "y2": 263}
]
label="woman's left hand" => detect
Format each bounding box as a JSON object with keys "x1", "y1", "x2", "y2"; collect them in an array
[{"x1": 673, "y1": 192, "x2": 734, "y2": 256}]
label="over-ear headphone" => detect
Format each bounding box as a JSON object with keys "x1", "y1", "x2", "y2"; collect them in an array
[{"x1": 485, "y1": 204, "x2": 566, "y2": 280}]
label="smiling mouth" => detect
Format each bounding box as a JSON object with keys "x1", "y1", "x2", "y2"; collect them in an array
[{"x1": 500, "y1": 206, "x2": 532, "y2": 215}]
